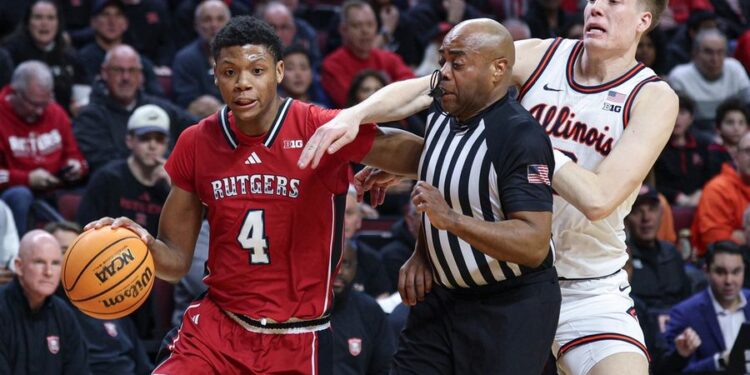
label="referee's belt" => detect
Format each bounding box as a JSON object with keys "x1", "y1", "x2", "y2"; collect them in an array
[{"x1": 224, "y1": 310, "x2": 330, "y2": 334}]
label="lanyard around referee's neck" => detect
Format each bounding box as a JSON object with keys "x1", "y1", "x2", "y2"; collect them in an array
[{"x1": 429, "y1": 69, "x2": 466, "y2": 132}]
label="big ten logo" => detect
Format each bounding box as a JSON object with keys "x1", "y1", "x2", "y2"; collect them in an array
[
  {"x1": 95, "y1": 248, "x2": 136, "y2": 283},
  {"x1": 602, "y1": 103, "x2": 622, "y2": 113},
  {"x1": 283, "y1": 140, "x2": 304, "y2": 149}
]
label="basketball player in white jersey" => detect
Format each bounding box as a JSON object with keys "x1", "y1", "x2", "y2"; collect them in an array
[{"x1": 298, "y1": 1, "x2": 677, "y2": 374}]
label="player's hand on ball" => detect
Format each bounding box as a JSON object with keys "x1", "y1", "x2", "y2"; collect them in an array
[
  {"x1": 297, "y1": 109, "x2": 363, "y2": 169},
  {"x1": 674, "y1": 327, "x2": 701, "y2": 358},
  {"x1": 354, "y1": 167, "x2": 402, "y2": 207},
  {"x1": 412, "y1": 181, "x2": 456, "y2": 230},
  {"x1": 398, "y1": 247, "x2": 433, "y2": 306},
  {"x1": 84, "y1": 217, "x2": 154, "y2": 247}
]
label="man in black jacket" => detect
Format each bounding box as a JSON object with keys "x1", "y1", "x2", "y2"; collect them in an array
[
  {"x1": 0, "y1": 230, "x2": 90, "y2": 374},
  {"x1": 626, "y1": 184, "x2": 693, "y2": 312},
  {"x1": 73, "y1": 45, "x2": 196, "y2": 173},
  {"x1": 333, "y1": 240, "x2": 396, "y2": 375}
]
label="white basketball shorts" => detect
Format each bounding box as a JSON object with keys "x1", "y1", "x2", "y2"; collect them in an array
[{"x1": 553, "y1": 270, "x2": 649, "y2": 375}]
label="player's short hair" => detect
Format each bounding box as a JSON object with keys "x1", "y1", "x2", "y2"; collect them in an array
[
  {"x1": 677, "y1": 94, "x2": 695, "y2": 115},
  {"x1": 715, "y1": 97, "x2": 749, "y2": 128},
  {"x1": 211, "y1": 15, "x2": 282, "y2": 63},
  {"x1": 44, "y1": 220, "x2": 82, "y2": 235},
  {"x1": 705, "y1": 240, "x2": 744, "y2": 268},
  {"x1": 638, "y1": 0, "x2": 667, "y2": 32},
  {"x1": 340, "y1": 0, "x2": 371, "y2": 25}
]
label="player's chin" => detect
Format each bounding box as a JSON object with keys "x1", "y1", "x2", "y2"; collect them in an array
[{"x1": 231, "y1": 103, "x2": 261, "y2": 121}]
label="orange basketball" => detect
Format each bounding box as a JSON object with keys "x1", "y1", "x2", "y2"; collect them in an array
[{"x1": 62, "y1": 226, "x2": 155, "y2": 320}]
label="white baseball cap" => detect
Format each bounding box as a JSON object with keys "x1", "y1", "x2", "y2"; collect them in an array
[{"x1": 127, "y1": 104, "x2": 170, "y2": 136}]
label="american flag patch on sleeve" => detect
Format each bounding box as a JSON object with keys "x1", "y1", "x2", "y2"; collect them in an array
[
  {"x1": 606, "y1": 90, "x2": 626, "y2": 104},
  {"x1": 527, "y1": 164, "x2": 550, "y2": 185}
]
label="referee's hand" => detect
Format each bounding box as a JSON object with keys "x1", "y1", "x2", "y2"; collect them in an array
[
  {"x1": 399, "y1": 249, "x2": 433, "y2": 305},
  {"x1": 412, "y1": 181, "x2": 457, "y2": 231}
]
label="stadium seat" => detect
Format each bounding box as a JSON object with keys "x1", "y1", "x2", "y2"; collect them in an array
[
  {"x1": 156, "y1": 73, "x2": 173, "y2": 99},
  {"x1": 671, "y1": 206, "x2": 697, "y2": 233},
  {"x1": 57, "y1": 193, "x2": 83, "y2": 222},
  {"x1": 361, "y1": 217, "x2": 398, "y2": 232},
  {"x1": 153, "y1": 279, "x2": 175, "y2": 334}
]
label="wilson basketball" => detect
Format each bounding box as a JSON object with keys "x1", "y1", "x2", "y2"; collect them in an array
[{"x1": 62, "y1": 226, "x2": 155, "y2": 320}]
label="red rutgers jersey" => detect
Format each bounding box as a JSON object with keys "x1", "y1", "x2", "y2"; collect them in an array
[{"x1": 165, "y1": 98, "x2": 376, "y2": 322}]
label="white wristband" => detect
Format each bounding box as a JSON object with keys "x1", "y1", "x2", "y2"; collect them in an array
[{"x1": 553, "y1": 149, "x2": 573, "y2": 175}]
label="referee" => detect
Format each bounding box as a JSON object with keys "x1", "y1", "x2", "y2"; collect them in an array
[{"x1": 394, "y1": 19, "x2": 561, "y2": 374}]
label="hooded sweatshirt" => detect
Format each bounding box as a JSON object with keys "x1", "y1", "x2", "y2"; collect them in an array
[
  {"x1": 692, "y1": 163, "x2": 750, "y2": 256},
  {"x1": 0, "y1": 85, "x2": 87, "y2": 189}
]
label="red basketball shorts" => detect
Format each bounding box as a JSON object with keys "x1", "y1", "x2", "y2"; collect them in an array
[{"x1": 153, "y1": 296, "x2": 332, "y2": 375}]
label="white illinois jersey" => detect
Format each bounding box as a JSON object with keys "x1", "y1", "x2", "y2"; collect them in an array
[{"x1": 518, "y1": 38, "x2": 662, "y2": 279}]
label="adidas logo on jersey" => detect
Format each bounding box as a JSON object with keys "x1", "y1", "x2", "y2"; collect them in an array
[{"x1": 245, "y1": 152, "x2": 262, "y2": 165}]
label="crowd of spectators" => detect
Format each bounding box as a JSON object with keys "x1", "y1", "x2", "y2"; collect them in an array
[{"x1": 0, "y1": 0, "x2": 749, "y2": 373}]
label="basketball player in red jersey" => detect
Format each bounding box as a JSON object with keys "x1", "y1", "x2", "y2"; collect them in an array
[
  {"x1": 299, "y1": 1, "x2": 678, "y2": 374},
  {"x1": 85, "y1": 16, "x2": 422, "y2": 374}
]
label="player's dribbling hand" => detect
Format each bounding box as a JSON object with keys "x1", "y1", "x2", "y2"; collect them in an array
[
  {"x1": 83, "y1": 217, "x2": 155, "y2": 248},
  {"x1": 674, "y1": 327, "x2": 701, "y2": 358},
  {"x1": 354, "y1": 167, "x2": 403, "y2": 206},
  {"x1": 412, "y1": 181, "x2": 456, "y2": 231},
  {"x1": 297, "y1": 109, "x2": 363, "y2": 169},
  {"x1": 398, "y1": 248, "x2": 433, "y2": 305}
]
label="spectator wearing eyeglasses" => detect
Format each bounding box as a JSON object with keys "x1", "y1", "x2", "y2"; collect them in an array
[
  {"x1": 73, "y1": 45, "x2": 196, "y2": 173},
  {"x1": 693, "y1": 132, "x2": 750, "y2": 257},
  {"x1": 0, "y1": 61, "x2": 88, "y2": 236}
]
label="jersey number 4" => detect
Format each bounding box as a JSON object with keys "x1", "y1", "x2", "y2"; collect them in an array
[{"x1": 237, "y1": 210, "x2": 270, "y2": 264}]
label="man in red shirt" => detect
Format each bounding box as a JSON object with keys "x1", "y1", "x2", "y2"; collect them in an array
[
  {"x1": 87, "y1": 16, "x2": 421, "y2": 374},
  {"x1": 0, "y1": 61, "x2": 88, "y2": 235},
  {"x1": 322, "y1": 0, "x2": 414, "y2": 108}
]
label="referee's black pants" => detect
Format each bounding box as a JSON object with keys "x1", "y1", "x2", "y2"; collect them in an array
[{"x1": 391, "y1": 267, "x2": 561, "y2": 375}]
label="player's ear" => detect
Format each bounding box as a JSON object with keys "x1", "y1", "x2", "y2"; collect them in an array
[
  {"x1": 637, "y1": 11, "x2": 652, "y2": 34},
  {"x1": 276, "y1": 59, "x2": 284, "y2": 84}
]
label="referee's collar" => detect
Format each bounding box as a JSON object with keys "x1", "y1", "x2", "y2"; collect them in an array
[{"x1": 448, "y1": 92, "x2": 510, "y2": 133}]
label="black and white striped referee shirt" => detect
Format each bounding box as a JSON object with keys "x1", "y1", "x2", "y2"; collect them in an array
[{"x1": 418, "y1": 95, "x2": 555, "y2": 289}]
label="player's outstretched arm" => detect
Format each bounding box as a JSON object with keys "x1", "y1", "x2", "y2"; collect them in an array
[
  {"x1": 361, "y1": 127, "x2": 424, "y2": 179},
  {"x1": 552, "y1": 82, "x2": 678, "y2": 221},
  {"x1": 298, "y1": 75, "x2": 432, "y2": 169}
]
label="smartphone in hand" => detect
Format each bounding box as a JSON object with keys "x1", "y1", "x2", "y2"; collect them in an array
[{"x1": 56, "y1": 165, "x2": 74, "y2": 180}]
